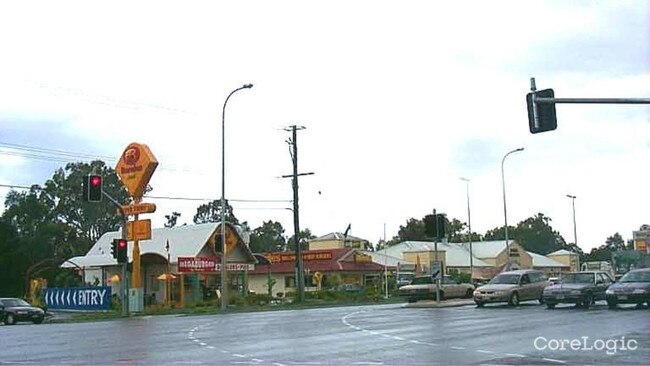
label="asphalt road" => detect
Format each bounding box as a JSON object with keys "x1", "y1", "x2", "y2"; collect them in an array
[{"x1": 0, "y1": 301, "x2": 647, "y2": 365}]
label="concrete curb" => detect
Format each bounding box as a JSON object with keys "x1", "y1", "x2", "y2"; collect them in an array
[{"x1": 402, "y1": 299, "x2": 475, "y2": 308}]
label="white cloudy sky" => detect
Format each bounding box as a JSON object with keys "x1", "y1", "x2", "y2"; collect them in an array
[{"x1": 0, "y1": 1, "x2": 648, "y2": 253}]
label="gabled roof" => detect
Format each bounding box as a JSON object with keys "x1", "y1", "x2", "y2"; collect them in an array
[
  {"x1": 310, "y1": 232, "x2": 367, "y2": 242},
  {"x1": 527, "y1": 251, "x2": 569, "y2": 268},
  {"x1": 466, "y1": 240, "x2": 511, "y2": 258},
  {"x1": 547, "y1": 249, "x2": 578, "y2": 256},
  {"x1": 63, "y1": 223, "x2": 255, "y2": 268},
  {"x1": 384, "y1": 241, "x2": 492, "y2": 267},
  {"x1": 362, "y1": 251, "x2": 406, "y2": 268}
]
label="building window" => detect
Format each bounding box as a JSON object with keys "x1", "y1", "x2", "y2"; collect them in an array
[{"x1": 285, "y1": 276, "x2": 296, "y2": 288}]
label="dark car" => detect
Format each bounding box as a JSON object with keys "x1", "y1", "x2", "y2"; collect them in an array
[
  {"x1": 0, "y1": 298, "x2": 46, "y2": 325},
  {"x1": 605, "y1": 268, "x2": 650, "y2": 309},
  {"x1": 542, "y1": 271, "x2": 612, "y2": 309}
]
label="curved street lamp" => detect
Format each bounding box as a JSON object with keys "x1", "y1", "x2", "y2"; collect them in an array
[
  {"x1": 501, "y1": 147, "x2": 524, "y2": 270},
  {"x1": 220, "y1": 83, "x2": 253, "y2": 311}
]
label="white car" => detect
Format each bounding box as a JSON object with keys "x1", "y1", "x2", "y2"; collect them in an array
[{"x1": 398, "y1": 275, "x2": 475, "y2": 302}]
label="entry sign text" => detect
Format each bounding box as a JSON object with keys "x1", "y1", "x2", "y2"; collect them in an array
[{"x1": 43, "y1": 286, "x2": 111, "y2": 311}]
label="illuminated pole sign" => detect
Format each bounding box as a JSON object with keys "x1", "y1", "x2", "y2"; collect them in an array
[{"x1": 115, "y1": 143, "x2": 159, "y2": 310}]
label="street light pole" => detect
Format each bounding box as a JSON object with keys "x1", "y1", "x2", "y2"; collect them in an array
[
  {"x1": 460, "y1": 177, "x2": 473, "y2": 281},
  {"x1": 220, "y1": 83, "x2": 253, "y2": 312},
  {"x1": 567, "y1": 194, "x2": 577, "y2": 247},
  {"x1": 501, "y1": 147, "x2": 524, "y2": 270}
]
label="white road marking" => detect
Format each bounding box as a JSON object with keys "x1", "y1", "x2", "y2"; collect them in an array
[
  {"x1": 199, "y1": 342, "x2": 207, "y2": 346},
  {"x1": 207, "y1": 346, "x2": 215, "y2": 350},
  {"x1": 233, "y1": 354, "x2": 246, "y2": 358},
  {"x1": 543, "y1": 358, "x2": 567, "y2": 364},
  {"x1": 476, "y1": 350, "x2": 494, "y2": 354},
  {"x1": 251, "y1": 359, "x2": 264, "y2": 363},
  {"x1": 450, "y1": 346, "x2": 465, "y2": 350},
  {"x1": 393, "y1": 336, "x2": 406, "y2": 341},
  {"x1": 410, "y1": 340, "x2": 422, "y2": 344},
  {"x1": 506, "y1": 353, "x2": 526, "y2": 358}
]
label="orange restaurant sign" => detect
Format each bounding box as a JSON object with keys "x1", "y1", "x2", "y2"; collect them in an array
[
  {"x1": 267, "y1": 252, "x2": 332, "y2": 263},
  {"x1": 115, "y1": 143, "x2": 159, "y2": 199}
]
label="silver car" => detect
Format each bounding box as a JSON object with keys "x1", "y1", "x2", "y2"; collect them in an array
[{"x1": 473, "y1": 269, "x2": 547, "y2": 307}]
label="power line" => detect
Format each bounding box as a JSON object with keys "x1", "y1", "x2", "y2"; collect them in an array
[{"x1": 0, "y1": 185, "x2": 291, "y2": 204}]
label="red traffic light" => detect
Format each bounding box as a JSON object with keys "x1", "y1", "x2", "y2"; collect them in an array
[
  {"x1": 90, "y1": 175, "x2": 102, "y2": 187},
  {"x1": 117, "y1": 239, "x2": 127, "y2": 249}
]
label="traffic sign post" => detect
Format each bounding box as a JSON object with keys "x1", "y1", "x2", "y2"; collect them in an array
[{"x1": 115, "y1": 142, "x2": 159, "y2": 313}]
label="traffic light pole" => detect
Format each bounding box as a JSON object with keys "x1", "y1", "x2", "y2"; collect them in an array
[
  {"x1": 529, "y1": 77, "x2": 650, "y2": 132},
  {"x1": 102, "y1": 190, "x2": 129, "y2": 317}
]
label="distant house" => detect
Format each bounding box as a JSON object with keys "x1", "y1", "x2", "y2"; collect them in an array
[
  {"x1": 247, "y1": 248, "x2": 384, "y2": 296},
  {"x1": 546, "y1": 249, "x2": 580, "y2": 272},
  {"x1": 527, "y1": 251, "x2": 570, "y2": 276},
  {"x1": 308, "y1": 232, "x2": 370, "y2": 250}
]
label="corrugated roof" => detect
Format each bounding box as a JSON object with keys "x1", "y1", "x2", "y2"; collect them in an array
[
  {"x1": 362, "y1": 251, "x2": 409, "y2": 268},
  {"x1": 249, "y1": 248, "x2": 384, "y2": 274},
  {"x1": 527, "y1": 251, "x2": 569, "y2": 268},
  {"x1": 66, "y1": 223, "x2": 254, "y2": 268},
  {"x1": 466, "y1": 240, "x2": 510, "y2": 258},
  {"x1": 547, "y1": 249, "x2": 577, "y2": 256},
  {"x1": 310, "y1": 232, "x2": 366, "y2": 242},
  {"x1": 383, "y1": 241, "x2": 492, "y2": 267}
]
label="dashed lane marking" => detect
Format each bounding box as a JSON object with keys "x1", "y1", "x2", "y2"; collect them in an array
[{"x1": 543, "y1": 358, "x2": 567, "y2": 364}]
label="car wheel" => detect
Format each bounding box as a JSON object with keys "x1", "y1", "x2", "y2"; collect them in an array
[
  {"x1": 582, "y1": 294, "x2": 593, "y2": 309},
  {"x1": 33, "y1": 317, "x2": 44, "y2": 325},
  {"x1": 4, "y1": 313, "x2": 16, "y2": 325},
  {"x1": 509, "y1": 292, "x2": 519, "y2": 307},
  {"x1": 546, "y1": 303, "x2": 556, "y2": 309},
  {"x1": 465, "y1": 289, "x2": 473, "y2": 298},
  {"x1": 438, "y1": 291, "x2": 445, "y2": 301},
  {"x1": 475, "y1": 301, "x2": 484, "y2": 308},
  {"x1": 607, "y1": 300, "x2": 617, "y2": 310},
  {"x1": 538, "y1": 295, "x2": 545, "y2": 305}
]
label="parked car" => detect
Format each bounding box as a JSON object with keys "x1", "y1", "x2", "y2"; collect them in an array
[
  {"x1": 0, "y1": 298, "x2": 46, "y2": 325},
  {"x1": 605, "y1": 268, "x2": 650, "y2": 309},
  {"x1": 398, "y1": 275, "x2": 474, "y2": 302},
  {"x1": 473, "y1": 269, "x2": 547, "y2": 307},
  {"x1": 542, "y1": 271, "x2": 612, "y2": 309}
]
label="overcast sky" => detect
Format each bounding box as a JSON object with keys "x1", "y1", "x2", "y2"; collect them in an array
[{"x1": 1, "y1": 1, "x2": 648, "y2": 253}]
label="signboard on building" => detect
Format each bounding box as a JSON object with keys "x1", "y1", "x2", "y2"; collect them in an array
[
  {"x1": 178, "y1": 257, "x2": 216, "y2": 272},
  {"x1": 43, "y1": 286, "x2": 111, "y2": 311},
  {"x1": 178, "y1": 257, "x2": 255, "y2": 272},
  {"x1": 267, "y1": 252, "x2": 332, "y2": 263}
]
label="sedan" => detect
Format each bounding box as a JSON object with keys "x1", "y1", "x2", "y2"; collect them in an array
[
  {"x1": 605, "y1": 268, "x2": 650, "y2": 309},
  {"x1": 398, "y1": 275, "x2": 474, "y2": 302},
  {"x1": 542, "y1": 271, "x2": 612, "y2": 309},
  {"x1": 0, "y1": 298, "x2": 46, "y2": 325}
]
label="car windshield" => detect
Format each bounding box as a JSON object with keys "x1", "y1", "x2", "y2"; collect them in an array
[
  {"x1": 2, "y1": 298, "x2": 30, "y2": 307},
  {"x1": 410, "y1": 277, "x2": 432, "y2": 285},
  {"x1": 489, "y1": 274, "x2": 519, "y2": 285},
  {"x1": 619, "y1": 271, "x2": 650, "y2": 283},
  {"x1": 561, "y1": 273, "x2": 594, "y2": 284}
]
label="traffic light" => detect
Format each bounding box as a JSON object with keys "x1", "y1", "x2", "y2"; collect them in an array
[
  {"x1": 526, "y1": 88, "x2": 557, "y2": 134},
  {"x1": 110, "y1": 239, "x2": 118, "y2": 259},
  {"x1": 83, "y1": 174, "x2": 103, "y2": 202},
  {"x1": 116, "y1": 239, "x2": 128, "y2": 264}
]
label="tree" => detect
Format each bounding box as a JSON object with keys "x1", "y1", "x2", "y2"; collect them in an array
[
  {"x1": 585, "y1": 232, "x2": 628, "y2": 263},
  {"x1": 193, "y1": 199, "x2": 239, "y2": 225},
  {"x1": 483, "y1": 213, "x2": 567, "y2": 255},
  {"x1": 165, "y1": 211, "x2": 181, "y2": 228},
  {"x1": 286, "y1": 228, "x2": 316, "y2": 252},
  {"x1": 249, "y1": 220, "x2": 287, "y2": 253}
]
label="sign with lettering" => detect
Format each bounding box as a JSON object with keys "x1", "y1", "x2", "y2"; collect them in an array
[
  {"x1": 126, "y1": 219, "x2": 152, "y2": 241},
  {"x1": 115, "y1": 143, "x2": 159, "y2": 199},
  {"x1": 178, "y1": 257, "x2": 216, "y2": 272},
  {"x1": 215, "y1": 263, "x2": 255, "y2": 272},
  {"x1": 43, "y1": 287, "x2": 111, "y2": 311},
  {"x1": 120, "y1": 203, "x2": 157, "y2": 216},
  {"x1": 267, "y1": 252, "x2": 333, "y2": 263}
]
